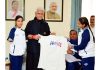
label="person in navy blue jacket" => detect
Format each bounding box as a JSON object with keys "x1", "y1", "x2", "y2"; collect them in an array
[
  {"x1": 68, "y1": 17, "x2": 95, "y2": 70},
  {"x1": 66, "y1": 30, "x2": 82, "y2": 70}
]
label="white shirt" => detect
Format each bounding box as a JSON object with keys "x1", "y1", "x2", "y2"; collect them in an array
[
  {"x1": 91, "y1": 27, "x2": 95, "y2": 37},
  {"x1": 38, "y1": 35, "x2": 68, "y2": 70}
]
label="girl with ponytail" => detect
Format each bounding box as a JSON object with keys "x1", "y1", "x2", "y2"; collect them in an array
[{"x1": 68, "y1": 17, "x2": 95, "y2": 70}]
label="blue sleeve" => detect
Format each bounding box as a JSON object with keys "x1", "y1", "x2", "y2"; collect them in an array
[
  {"x1": 7, "y1": 27, "x2": 16, "y2": 42},
  {"x1": 74, "y1": 29, "x2": 90, "y2": 51},
  {"x1": 73, "y1": 52, "x2": 82, "y2": 59}
]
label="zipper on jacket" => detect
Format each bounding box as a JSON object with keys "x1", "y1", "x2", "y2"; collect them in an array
[
  {"x1": 84, "y1": 49, "x2": 87, "y2": 54},
  {"x1": 13, "y1": 45, "x2": 15, "y2": 53}
]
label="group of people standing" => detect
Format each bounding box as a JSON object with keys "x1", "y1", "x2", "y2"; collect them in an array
[{"x1": 7, "y1": 7, "x2": 95, "y2": 70}]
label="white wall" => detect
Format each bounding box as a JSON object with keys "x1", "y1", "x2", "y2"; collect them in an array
[
  {"x1": 6, "y1": 0, "x2": 71, "y2": 58},
  {"x1": 81, "y1": 0, "x2": 95, "y2": 21}
]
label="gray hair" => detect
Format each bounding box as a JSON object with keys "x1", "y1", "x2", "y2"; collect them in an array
[
  {"x1": 50, "y1": 2, "x2": 57, "y2": 7},
  {"x1": 35, "y1": 7, "x2": 44, "y2": 13}
]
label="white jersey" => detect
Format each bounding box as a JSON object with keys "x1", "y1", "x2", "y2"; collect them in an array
[{"x1": 38, "y1": 35, "x2": 68, "y2": 70}]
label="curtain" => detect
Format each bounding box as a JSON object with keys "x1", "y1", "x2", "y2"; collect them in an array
[{"x1": 71, "y1": 0, "x2": 82, "y2": 31}]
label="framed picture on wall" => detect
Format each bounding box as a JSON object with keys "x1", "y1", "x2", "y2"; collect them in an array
[
  {"x1": 44, "y1": 0, "x2": 63, "y2": 22},
  {"x1": 5, "y1": 0, "x2": 25, "y2": 20}
]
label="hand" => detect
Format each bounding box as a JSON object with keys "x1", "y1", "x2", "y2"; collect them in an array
[
  {"x1": 50, "y1": 32, "x2": 56, "y2": 35},
  {"x1": 68, "y1": 45, "x2": 73, "y2": 49},
  {"x1": 67, "y1": 49, "x2": 73, "y2": 54},
  {"x1": 33, "y1": 35, "x2": 41, "y2": 40},
  {"x1": 28, "y1": 34, "x2": 41, "y2": 40},
  {"x1": 27, "y1": 34, "x2": 33, "y2": 39}
]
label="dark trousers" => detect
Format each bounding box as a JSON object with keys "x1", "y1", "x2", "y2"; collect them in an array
[
  {"x1": 66, "y1": 61, "x2": 82, "y2": 70},
  {"x1": 9, "y1": 54, "x2": 23, "y2": 70},
  {"x1": 26, "y1": 46, "x2": 40, "y2": 70},
  {"x1": 82, "y1": 57, "x2": 95, "y2": 70}
]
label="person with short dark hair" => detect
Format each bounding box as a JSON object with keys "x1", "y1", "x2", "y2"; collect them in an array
[
  {"x1": 90, "y1": 15, "x2": 95, "y2": 36},
  {"x1": 66, "y1": 30, "x2": 82, "y2": 70}
]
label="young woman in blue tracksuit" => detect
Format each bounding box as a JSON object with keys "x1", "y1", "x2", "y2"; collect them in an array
[
  {"x1": 7, "y1": 15, "x2": 26, "y2": 70},
  {"x1": 69, "y1": 17, "x2": 95, "y2": 70}
]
